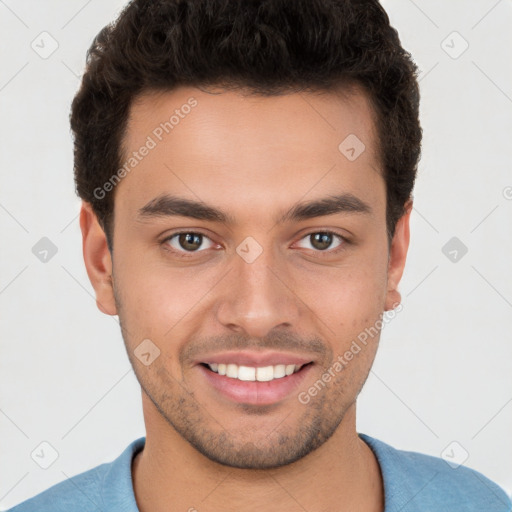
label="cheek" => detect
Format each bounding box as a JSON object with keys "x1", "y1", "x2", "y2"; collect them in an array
[
  {"x1": 298, "y1": 259, "x2": 388, "y2": 324},
  {"x1": 113, "y1": 254, "x2": 217, "y2": 339}
]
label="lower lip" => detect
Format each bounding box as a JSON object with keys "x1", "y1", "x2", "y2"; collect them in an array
[{"x1": 197, "y1": 363, "x2": 313, "y2": 405}]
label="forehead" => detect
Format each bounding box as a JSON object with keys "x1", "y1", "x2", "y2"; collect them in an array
[{"x1": 116, "y1": 85, "x2": 384, "y2": 222}]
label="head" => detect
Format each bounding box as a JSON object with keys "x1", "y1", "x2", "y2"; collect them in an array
[{"x1": 75, "y1": 0, "x2": 421, "y2": 469}]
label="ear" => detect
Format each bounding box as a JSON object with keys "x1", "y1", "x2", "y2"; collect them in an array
[
  {"x1": 79, "y1": 201, "x2": 117, "y2": 316},
  {"x1": 384, "y1": 199, "x2": 412, "y2": 311}
]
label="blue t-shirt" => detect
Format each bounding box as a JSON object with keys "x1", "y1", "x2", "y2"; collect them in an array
[{"x1": 7, "y1": 433, "x2": 511, "y2": 511}]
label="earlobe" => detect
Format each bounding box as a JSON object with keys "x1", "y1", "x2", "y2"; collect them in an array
[
  {"x1": 79, "y1": 201, "x2": 117, "y2": 316},
  {"x1": 384, "y1": 199, "x2": 412, "y2": 311}
]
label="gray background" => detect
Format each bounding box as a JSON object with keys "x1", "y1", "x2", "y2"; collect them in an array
[{"x1": 1, "y1": 0, "x2": 511, "y2": 508}]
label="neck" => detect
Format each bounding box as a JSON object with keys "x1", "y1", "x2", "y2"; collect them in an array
[{"x1": 132, "y1": 392, "x2": 384, "y2": 512}]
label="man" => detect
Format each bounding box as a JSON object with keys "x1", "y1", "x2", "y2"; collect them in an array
[{"x1": 8, "y1": 0, "x2": 511, "y2": 511}]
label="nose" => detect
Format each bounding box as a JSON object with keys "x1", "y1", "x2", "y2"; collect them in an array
[{"x1": 215, "y1": 244, "x2": 301, "y2": 338}]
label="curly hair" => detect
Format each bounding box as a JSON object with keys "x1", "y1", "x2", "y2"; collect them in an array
[{"x1": 70, "y1": 0, "x2": 421, "y2": 252}]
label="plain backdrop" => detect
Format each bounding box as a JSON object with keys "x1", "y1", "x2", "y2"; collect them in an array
[{"x1": 1, "y1": 0, "x2": 511, "y2": 508}]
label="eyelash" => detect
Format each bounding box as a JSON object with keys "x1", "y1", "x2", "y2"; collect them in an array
[{"x1": 160, "y1": 230, "x2": 350, "y2": 259}]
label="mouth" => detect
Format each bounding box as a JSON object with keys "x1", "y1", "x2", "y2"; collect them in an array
[{"x1": 197, "y1": 361, "x2": 314, "y2": 405}]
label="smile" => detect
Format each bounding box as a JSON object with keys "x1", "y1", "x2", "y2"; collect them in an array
[
  {"x1": 198, "y1": 362, "x2": 314, "y2": 405},
  {"x1": 204, "y1": 362, "x2": 306, "y2": 382}
]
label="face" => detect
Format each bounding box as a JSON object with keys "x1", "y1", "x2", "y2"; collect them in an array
[{"x1": 82, "y1": 85, "x2": 410, "y2": 469}]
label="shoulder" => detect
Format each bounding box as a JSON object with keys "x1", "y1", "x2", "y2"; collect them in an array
[
  {"x1": 6, "y1": 464, "x2": 107, "y2": 512},
  {"x1": 359, "y1": 433, "x2": 512, "y2": 512},
  {"x1": 6, "y1": 437, "x2": 145, "y2": 512}
]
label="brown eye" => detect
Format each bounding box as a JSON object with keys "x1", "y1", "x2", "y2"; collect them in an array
[
  {"x1": 164, "y1": 232, "x2": 215, "y2": 254},
  {"x1": 178, "y1": 233, "x2": 203, "y2": 251},
  {"x1": 296, "y1": 231, "x2": 346, "y2": 253},
  {"x1": 310, "y1": 232, "x2": 334, "y2": 250}
]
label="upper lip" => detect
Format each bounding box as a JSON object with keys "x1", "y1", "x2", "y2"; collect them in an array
[{"x1": 196, "y1": 351, "x2": 315, "y2": 367}]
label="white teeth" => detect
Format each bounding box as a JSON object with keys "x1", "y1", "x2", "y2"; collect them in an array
[
  {"x1": 238, "y1": 366, "x2": 256, "y2": 381},
  {"x1": 206, "y1": 362, "x2": 305, "y2": 381},
  {"x1": 285, "y1": 364, "x2": 295, "y2": 376},
  {"x1": 256, "y1": 366, "x2": 274, "y2": 382},
  {"x1": 273, "y1": 364, "x2": 286, "y2": 378},
  {"x1": 226, "y1": 363, "x2": 238, "y2": 378}
]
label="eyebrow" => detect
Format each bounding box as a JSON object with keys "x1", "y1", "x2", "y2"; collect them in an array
[{"x1": 137, "y1": 192, "x2": 372, "y2": 225}]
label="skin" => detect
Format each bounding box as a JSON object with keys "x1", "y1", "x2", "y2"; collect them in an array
[{"x1": 80, "y1": 85, "x2": 411, "y2": 512}]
